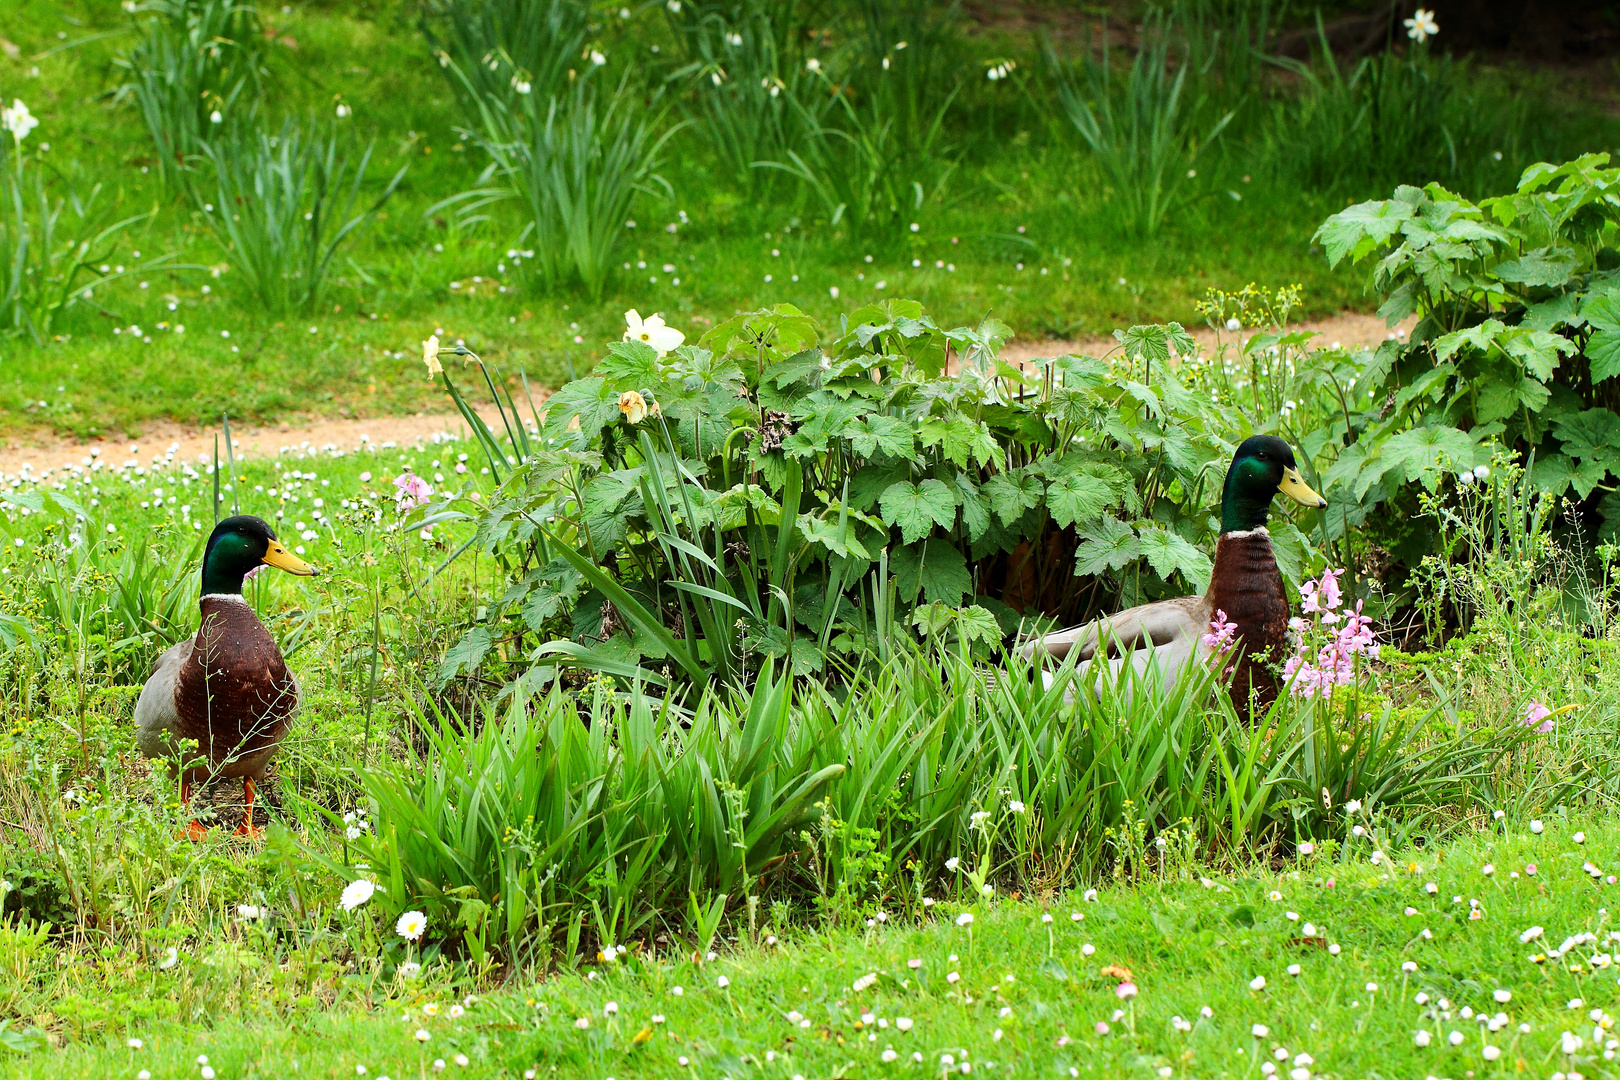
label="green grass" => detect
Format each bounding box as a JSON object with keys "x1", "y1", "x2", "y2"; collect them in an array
[
  {"x1": 0, "y1": 0, "x2": 1611, "y2": 438},
  {"x1": 17, "y1": 816, "x2": 1620, "y2": 1078}
]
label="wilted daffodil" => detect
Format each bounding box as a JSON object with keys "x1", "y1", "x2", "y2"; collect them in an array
[
  {"x1": 623, "y1": 309, "x2": 684, "y2": 357},
  {"x1": 618, "y1": 391, "x2": 648, "y2": 425},
  {"x1": 422, "y1": 334, "x2": 442, "y2": 378}
]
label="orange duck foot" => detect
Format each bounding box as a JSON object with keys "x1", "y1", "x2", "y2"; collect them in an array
[
  {"x1": 182, "y1": 820, "x2": 210, "y2": 842},
  {"x1": 232, "y1": 821, "x2": 264, "y2": 840}
]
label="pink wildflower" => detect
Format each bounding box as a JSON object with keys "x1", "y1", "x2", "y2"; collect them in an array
[
  {"x1": 393, "y1": 472, "x2": 433, "y2": 511},
  {"x1": 1318, "y1": 568, "x2": 1343, "y2": 612},
  {"x1": 1285, "y1": 573, "x2": 1377, "y2": 699},
  {"x1": 1202, "y1": 610, "x2": 1238, "y2": 653},
  {"x1": 1521, "y1": 701, "x2": 1553, "y2": 734}
]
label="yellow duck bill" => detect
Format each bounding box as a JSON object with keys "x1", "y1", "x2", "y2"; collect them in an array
[
  {"x1": 1279, "y1": 467, "x2": 1327, "y2": 509},
  {"x1": 261, "y1": 540, "x2": 318, "y2": 576}
]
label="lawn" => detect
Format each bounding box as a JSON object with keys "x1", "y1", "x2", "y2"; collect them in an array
[
  {"x1": 18, "y1": 818, "x2": 1620, "y2": 1079},
  {"x1": 0, "y1": 0, "x2": 1612, "y2": 437}
]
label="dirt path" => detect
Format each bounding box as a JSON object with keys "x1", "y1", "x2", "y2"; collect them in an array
[
  {"x1": 0, "y1": 311, "x2": 1410, "y2": 480},
  {"x1": 998, "y1": 309, "x2": 1413, "y2": 365}
]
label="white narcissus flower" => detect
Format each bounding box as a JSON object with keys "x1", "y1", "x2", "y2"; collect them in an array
[
  {"x1": 623, "y1": 309, "x2": 684, "y2": 356},
  {"x1": 340, "y1": 878, "x2": 377, "y2": 911},
  {"x1": 1404, "y1": 7, "x2": 1439, "y2": 42},
  {"x1": 397, "y1": 910, "x2": 428, "y2": 941},
  {"x1": 617, "y1": 391, "x2": 648, "y2": 425},
  {"x1": 422, "y1": 335, "x2": 443, "y2": 378},
  {"x1": 2, "y1": 99, "x2": 38, "y2": 143}
]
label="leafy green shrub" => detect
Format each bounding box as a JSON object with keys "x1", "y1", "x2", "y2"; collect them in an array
[
  {"x1": 435, "y1": 300, "x2": 1325, "y2": 689},
  {"x1": 195, "y1": 119, "x2": 405, "y2": 314},
  {"x1": 115, "y1": 0, "x2": 268, "y2": 187},
  {"x1": 1313, "y1": 153, "x2": 1620, "y2": 545}
]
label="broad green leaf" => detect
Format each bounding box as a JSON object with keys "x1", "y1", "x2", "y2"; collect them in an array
[
  {"x1": 1313, "y1": 198, "x2": 1417, "y2": 266},
  {"x1": 1589, "y1": 332, "x2": 1620, "y2": 382},
  {"x1": 955, "y1": 604, "x2": 1003, "y2": 646},
  {"x1": 597, "y1": 338, "x2": 664, "y2": 387},
  {"x1": 1114, "y1": 323, "x2": 1193, "y2": 364},
  {"x1": 520, "y1": 565, "x2": 585, "y2": 632},
  {"x1": 1072, "y1": 515, "x2": 1140, "y2": 577},
  {"x1": 951, "y1": 472, "x2": 992, "y2": 541},
  {"x1": 920, "y1": 415, "x2": 998, "y2": 467},
  {"x1": 911, "y1": 601, "x2": 957, "y2": 637},
  {"x1": 1494, "y1": 246, "x2": 1578, "y2": 287},
  {"x1": 700, "y1": 303, "x2": 820, "y2": 360},
  {"x1": 1584, "y1": 292, "x2": 1620, "y2": 333},
  {"x1": 1531, "y1": 452, "x2": 1576, "y2": 496},
  {"x1": 1046, "y1": 473, "x2": 1115, "y2": 528},
  {"x1": 1379, "y1": 425, "x2": 1475, "y2": 488},
  {"x1": 1500, "y1": 328, "x2": 1574, "y2": 382},
  {"x1": 439, "y1": 625, "x2": 493, "y2": 684},
  {"x1": 788, "y1": 638, "x2": 825, "y2": 675},
  {"x1": 0, "y1": 487, "x2": 88, "y2": 519},
  {"x1": 541, "y1": 376, "x2": 621, "y2": 445},
  {"x1": 848, "y1": 414, "x2": 915, "y2": 459},
  {"x1": 761, "y1": 349, "x2": 830, "y2": 389},
  {"x1": 1523, "y1": 293, "x2": 1585, "y2": 332},
  {"x1": 890, "y1": 540, "x2": 972, "y2": 605},
  {"x1": 1571, "y1": 456, "x2": 1610, "y2": 499},
  {"x1": 879, "y1": 479, "x2": 957, "y2": 543},
  {"x1": 1552, "y1": 408, "x2": 1620, "y2": 461},
  {"x1": 1433, "y1": 319, "x2": 1507, "y2": 362},
  {"x1": 1137, "y1": 527, "x2": 1212, "y2": 592},
  {"x1": 849, "y1": 461, "x2": 910, "y2": 512},
  {"x1": 797, "y1": 513, "x2": 872, "y2": 560},
  {"x1": 983, "y1": 469, "x2": 1044, "y2": 524}
]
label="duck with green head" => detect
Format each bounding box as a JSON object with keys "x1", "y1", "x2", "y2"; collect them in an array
[
  {"x1": 135, "y1": 516, "x2": 317, "y2": 839},
  {"x1": 1017, "y1": 435, "x2": 1327, "y2": 715}
]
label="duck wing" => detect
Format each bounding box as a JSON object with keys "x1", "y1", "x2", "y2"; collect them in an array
[
  {"x1": 1017, "y1": 594, "x2": 1211, "y2": 664},
  {"x1": 134, "y1": 639, "x2": 192, "y2": 761},
  {"x1": 1039, "y1": 631, "x2": 1205, "y2": 700}
]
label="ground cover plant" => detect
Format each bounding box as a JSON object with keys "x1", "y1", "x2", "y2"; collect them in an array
[{"x1": 5, "y1": 0, "x2": 1620, "y2": 1074}]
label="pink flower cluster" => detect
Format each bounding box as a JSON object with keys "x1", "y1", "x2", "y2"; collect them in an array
[
  {"x1": 393, "y1": 471, "x2": 433, "y2": 511},
  {"x1": 1283, "y1": 568, "x2": 1379, "y2": 699},
  {"x1": 1299, "y1": 568, "x2": 1343, "y2": 622},
  {"x1": 1521, "y1": 701, "x2": 1554, "y2": 734},
  {"x1": 1202, "y1": 609, "x2": 1238, "y2": 653}
]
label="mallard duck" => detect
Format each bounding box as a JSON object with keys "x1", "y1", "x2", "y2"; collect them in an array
[
  {"x1": 1017, "y1": 435, "x2": 1326, "y2": 715},
  {"x1": 135, "y1": 516, "x2": 316, "y2": 839}
]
